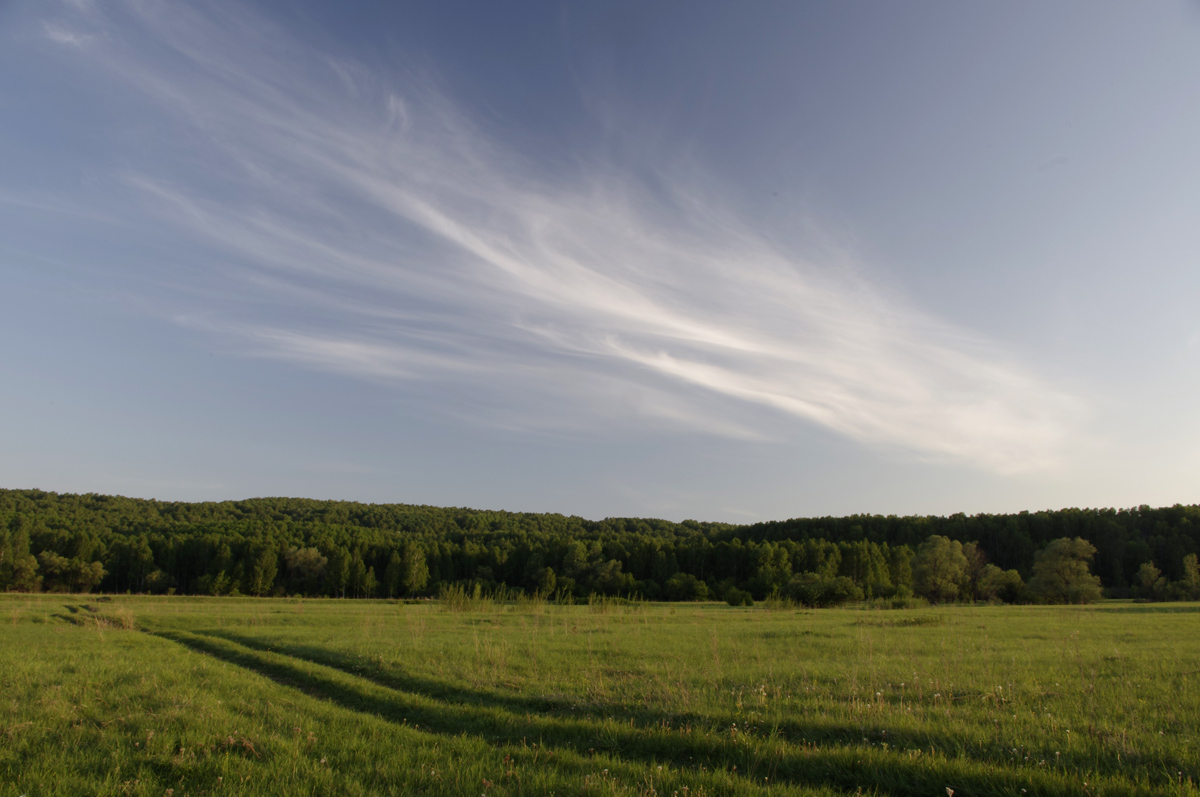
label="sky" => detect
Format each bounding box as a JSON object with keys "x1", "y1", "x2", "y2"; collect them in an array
[{"x1": 2, "y1": 0, "x2": 1199, "y2": 522}]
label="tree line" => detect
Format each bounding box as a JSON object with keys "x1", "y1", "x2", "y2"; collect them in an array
[{"x1": 1, "y1": 489, "x2": 1198, "y2": 604}]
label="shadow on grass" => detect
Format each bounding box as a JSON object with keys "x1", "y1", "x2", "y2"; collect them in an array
[
  {"x1": 150, "y1": 629, "x2": 1124, "y2": 797},
  {"x1": 208, "y1": 629, "x2": 1168, "y2": 785},
  {"x1": 52, "y1": 606, "x2": 94, "y2": 626}
]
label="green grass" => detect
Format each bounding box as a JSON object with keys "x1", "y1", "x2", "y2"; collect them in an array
[{"x1": 2, "y1": 596, "x2": 1199, "y2": 796}]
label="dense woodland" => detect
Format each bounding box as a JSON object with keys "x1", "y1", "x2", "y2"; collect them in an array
[{"x1": 1, "y1": 489, "x2": 1198, "y2": 603}]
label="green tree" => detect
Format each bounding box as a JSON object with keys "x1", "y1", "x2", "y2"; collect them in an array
[
  {"x1": 1157, "y1": 555, "x2": 1200, "y2": 601},
  {"x1": 244, "y1": 543, "x2": 278, "y2": 597},
  {"x1": 145, "y1": 569, "x2": 176, "y2": 594},
  {"x1": 785, "y1": 573, "x2": 863, "y2": 607},
  {"x1": 401, "y1": 542, "x2": 429, "y2": 596},
  {"x1": 888, "y1": 545, "x2": 914, "y2": 597},
  {"x1": 284, "y1": 546, "x2": 327, "y2": 595},
  {"x1": 961, "y1": 541, "x2": 988, "y2": 600},
  {"x1": 561, "y1": 541, "x2": 589, "y2": 580},
  {"x1": 362, "y1": 566, "x2": 379, "y2": 598},
  {"x1": 796, "y1": 539, "x2": 841, "y2": 579},
  {"x1": 129, "y1": 535, "x2": 156, "y2": 592},
  {"x1": 664, "y1": 572, "x2": 708, "y2": 601},
  {"x1": 36, "y1": 552, "x2": 105, "y2": 593},
  {"x1": 1178, "y1": 553, "x2": 1200, "y2": 599},
  {"x1": 326, "y1": 547, "x2": 351, "y2": 597},
  {"x1": 36, "y1": 551, "x2": 74, "y2": 592},
  {"x1": 837, "y1": 540, "x2": 891, "y2": 596},
  {"x1": 975, "y1": 564, "x2": 1023, "y2": 603},
  {"x1": 3, "y1": 527, "x2": 41, "y2": 592},
  {"x1": 9, "y1": 554, "x2": 41, "y2": 592},
  {"x1": 1025, "y1": 537, "x2": 1103, "y2": 604},
  {"x1": 913, "y1": 536, "x2": 968, "y2": 603},
  {"x1": 725, "y1": 587, "x2": 753, "y2": 606},
  {"x1": 0, "y1": 526, "x2": 12, "y2": 590},
  {"x1": 383, "y1": 550, "x2": 404, "y2": 598},
  {"x1": 195, "y1": 570, "x2": 232, "y2": 596},
  {"x1": 75, "y1": 560, "x2": 106, "y2": 593},
  {"x1": 751, "y1": 542, "x2": 793, "y2": 597},
  {"x1": 1135, "y1": 562, "x2": 1163, "y2": 601},
  {"x1": 536, "y1": 566, "x2": 557, "y2": 595},
  {"x1": 593, "y1": 559, "x2": 635, "y2": 594},
  {"x1": 348, "y1": 551, "x2": 368, "y2": 598}
]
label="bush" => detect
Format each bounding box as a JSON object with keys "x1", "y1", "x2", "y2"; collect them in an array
[
  {"x1": 1136, "y1": 555, "x2": 1200, "y2": 602},
  {"x1": 976, "y1": 564, "x2": 1024, "y2": 603},
  {"x1": 144, "y1": 569, "x2": 176, "y2": 594},
  {"x1": 664, "y1": 572, "x2": 709, "y2": 601},
  {"x1": 725, "y1": 588, "x2": 754, "y2": 607},
  {"x1": 785, "y1": 573, "x2": 863, "y2": 607}
]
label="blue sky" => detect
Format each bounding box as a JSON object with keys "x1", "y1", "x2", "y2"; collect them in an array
[{"x1": 2, "y1": 0, "x2": 1199, "y2": 521}]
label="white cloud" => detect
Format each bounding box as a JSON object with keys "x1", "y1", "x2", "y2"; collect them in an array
[
  {"x1": 43, "y1": 22, "x2": 92, "y2": 47},
  {"x1": 48, "y1": 0, "x2": 1083, "y2": 472}
]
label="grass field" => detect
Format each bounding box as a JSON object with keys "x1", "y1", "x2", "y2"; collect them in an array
[{"x1": 2, "y1": 595, "x2": 1198, "y2": 796}]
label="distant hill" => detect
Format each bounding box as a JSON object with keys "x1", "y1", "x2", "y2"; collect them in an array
[{"x1": 1, "y1": 488, "x2": 1196, "y2": 600}]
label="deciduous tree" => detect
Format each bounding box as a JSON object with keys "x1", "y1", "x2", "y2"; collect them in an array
[
  {"x1": 913, "y1": 536, "x2": 968, "y2": 603},
  {"x1": 1025, "y1": 537, "x2": 1103, "y2": 604},
  {"x1": 401, "y1": 542, "x2": 429, "y2": 596}
]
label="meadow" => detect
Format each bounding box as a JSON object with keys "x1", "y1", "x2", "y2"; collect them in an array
[{"x1": 2, "y1": 595, "x2": 1198, "y2": 796}]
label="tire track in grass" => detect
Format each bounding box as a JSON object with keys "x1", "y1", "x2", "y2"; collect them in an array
[
  {"x1": 153, "y1": 629, "x2": 1140, "y2": 797},
  {"x1": 213, "y1": 627, "x2": 1143, "y2": 780},
  {"x1": 153, "y1": 629, "x2": 845, "y2": 796}
]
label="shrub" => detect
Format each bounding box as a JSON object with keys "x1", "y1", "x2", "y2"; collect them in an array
[
  {"x1": 725, "y1": 588, "x2": 754, "y2": 607},
  {"x1": 1144, "y1": 555, "x2": 1200, "y2": 602},
  {"x1": 664, "y1": 572, "x2": 709, "y2": 601},
  {"x1": 144, "y1": 569, "x2": 176, "y2": 594},
  {"x1": 785, "y1": 573, "x2": 863, "y2": 607},
  {"x1": 976, "y1": 564, "x2": 1024, "y2": 603}
]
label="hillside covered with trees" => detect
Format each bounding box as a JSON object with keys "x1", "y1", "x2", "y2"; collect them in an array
[{"x1": 1, "y1": 489, "x2": 1198, "y2": 604}]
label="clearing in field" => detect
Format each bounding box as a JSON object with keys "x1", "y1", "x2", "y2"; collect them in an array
[{"x1": 2, "y1": 595, "x2": 1198, "y2": 796}]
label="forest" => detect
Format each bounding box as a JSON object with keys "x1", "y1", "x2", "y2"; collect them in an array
[{"x1": 1, "y1": 488, "x2": 1198, "y2": 603}]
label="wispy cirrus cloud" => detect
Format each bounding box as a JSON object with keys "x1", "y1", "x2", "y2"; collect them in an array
[
  {"x1": 41, "y1": 0, "x2": 1082, "y2": 472},
  {"x1": 42, "y1": 23, "x2": 92, "y2": 47}
]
